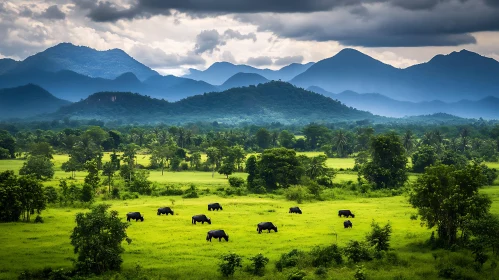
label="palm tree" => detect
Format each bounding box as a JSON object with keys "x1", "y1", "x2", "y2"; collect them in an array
[
  {"x1": 460, "y1": 127, "x2": 470, "y2": 151},
  {"x1": 403, "y1": 130, "x2": 414, "y2": 153},
  {"x1": 334, "y1": 130, "x2": 348, "y2": 158}
]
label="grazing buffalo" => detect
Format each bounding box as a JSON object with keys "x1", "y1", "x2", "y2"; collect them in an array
[
  {"x1": 338, "y1": 210, "x2": 355, "y2": 218},
  {"x1": 289, "y1": 207, "x2": 302, "y2": 214},
  {"x1": 127, "y1": 212, "x2": 144, "y2": 222},
  {"x1": 208, "y1": 203, "x2": 223, "y2": 211},
  {"x1": 257, "y1": 222, "x2": 278, "y2": 234},
  {"x1": 344, "y1": 220, "x2": 353, "y2": 228},
  {"x1": 157, "y1": 207, "x2": 174, "y2": 216},
  {"x1": 192, "y1": 214, "x2": 211, "y2": 224},
  {"x1": 206, "y1": 230, "x2": 229, "y2": 242}
]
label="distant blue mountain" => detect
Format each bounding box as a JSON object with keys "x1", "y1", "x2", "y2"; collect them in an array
[
  {"x1": 294, "y1": 49, "x2": 499, "y2": 102},
  {"x1": 219, "y1": 73, "x2": 269, "y2": 91},
  {"x1": 0, "y1": 84, "x2": 70, "y2": 119},
  {"x1": 11, "y1": 43, "x2": 159, "y2": 81},
  {"x1": 0, "y1": 58, "x2": 18, "y2": 75},
  {"x1": 185, "y1": 61, "x2": 314, "y2": 85},
  {"x1": 308, "y1": 86, "x2": 499, "y2": 119}
]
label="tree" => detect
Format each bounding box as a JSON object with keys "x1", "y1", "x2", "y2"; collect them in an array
[
  {"x1": 0, "y1": 171, "x2": 22, "y2": 222},
  {"x1": 18, "y1": 176, "x2": 47, "y2": 222},
  {"x1": 70, "y1": 204, "x2": 131, "y2": 275},
  {"x1": 0, "y1": 130, "x2": 15, "y2": 158},
  {"x1": 84, "y1": 160, "x2": 100, "y2": 190},
  {"x1": 365, "y1": 221, "x2": 392, "y2": 253},
  {"x1": 278, "y1": 130, "x2": 296, "y2": 149},
  {"x1": 190, "y1": 152, "x2": 202, "y2": 169},
  {"x1": 303, "y1": 124, "x2": 330, "y2": 150},
  {"x1": 402, "y1": 130, "x2": 414, "y2": 153},
  {"x1": 218, "y1": 162, "x2": 236, "y2": 178},
  {"x1": 248, "y1": 253, "x2": 269, "y2": 276},
  {"x1": 333, "y1": 130, "x2": 348, "y2": 158},
  {"x1": 19, "y1": 156, "x2": 54, "y2": 180},
  {"x1": 246, "y1": 155, "x2": 258, "y2": 189},
  {"x1": 206, "y1": 147, "x2": 221, "y2": 178},
  {"x1": 409, "y1": 163, "x2": 491, "y2": 247},
  {"x1": 258, "y1": 148, "x2": 303, "y2": 190},
  {"x1": 102, "y1": 162, "x2": 116, "y2": 194},
  {"x1": 360, "y1": 133, "x2": 408, "y2": 189},
  {"x1": 256, "y1": 128, "x2": 272, "y2": 149},
  {"x1": 28, "y1": 142, "x2": 55, "y2": 159},
  {"x1": 62, "y1": 157, "x2": 82, "y2": 179},
  {"x1": 411, "y1": 145, "x2": 438, "y2": 173},
  {"x1": 302, "y1": 155, "x2": 333, "y2": 180}
]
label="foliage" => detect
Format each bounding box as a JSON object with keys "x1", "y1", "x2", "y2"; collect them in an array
[
  {"x1": 284, "y1": 186, "x2": 313, "y2": 203},
  {"x1": 70, "y1": 204, "x2": 131, "y2": 275},
  {"x1": 354, "y1": 265, "x2": 367, "y2": 280},
  {"x1": 360, "y1": 133, "x2": 408, "y2": 189},
  {"x1": 257, "y1": 148, "x2": 303, "y2": 190},
  {"x1": 128, "y1": 170, "x2": 152, "y2": 195},
  {"x1": 228, "y1": 177, "x2": 245, "y2": 188},
  {"x1": 19, "y1": 156, "x2": 54, "y2": 181},
  {"x1": 218, "y1": 162, "x2": 236, "y2": 178},
  {"x1": 218, "y1": 253, "x2": 243, "y2": 277},
  {"x1": 409, "y1": 163, "x2": 491, "y2": 246},
  {"x1": 343, "y1": 241, "x2": 372, "y2": 263},
  {"x1": 248, "y1": 253, "x2": 269, "y2": 276},
  {"x1": 276, "y1": 249, "x2": 306, "y2": 272},
  {"x1": 0, "y1": 130, "x2": 15, "y2": 158},
  {"x1": 365, "y1": 220, "x2": 392, "y2": 253},
  {"x1": 411, "y1": 145, "x2": 438, "y2": 173},
  {"x1": 29, "y1": 142, "x2": 55, "y2": 159},
  {"x1": 44, "y1": 186, "x2": 58, "y2": 204},
  {"x1": 84, "y1": 160, "x2": 100, "y2": 190},
  {"x1": 287, "y1": 270, "x2": 307, "y2": 280},
  {"x1": 310, "y1": 244, "x2": 343, "y2": 267},
  {"x1": 34, "y1": 215, "x2": 44, "y2": 223}
]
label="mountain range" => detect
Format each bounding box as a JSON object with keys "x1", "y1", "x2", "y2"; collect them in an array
[
  {"x1": 308, "y1": 86, "x2": 499, "y2": 119},
  {"x1": 292, "y1": 49, "x2": 499, "y2": 102},
  {"x1": 1, "y1": 43, "x2": 499, "y2": 119},
  {"x1": 48, "y1": 81, "x2": 374, "y2": 125},
  {"x1": 185, "y1": 62, "x2": 314, "y2": 85},
  {"x1": 0, "y1": 84, "x2": 70, "y2": 120}
]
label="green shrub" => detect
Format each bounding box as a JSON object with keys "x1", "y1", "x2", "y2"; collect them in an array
[
  {"x1": 44, "y1": 187, "x2": 58, "y2": 204},
  {"x1": 34, "y1": 215, "x2": 44, "y2": 223},
  {"x1": 310, "y1": 244, "x2": 343, "y2": 267},
  {"x1": 182, "y1": 184, "x2": 199, "y2": 198},
  {"x1": 287, "y1": 270, "x2": 307, "y2": 280},
  {"x1": 354, "y1": 265, "x2": 367, "y2": 280},
  {"x1": 160, "y1": 185, "x2": 184, "y2": 196},
  {"x1": 228, "y1": 177, "x2": 245, "y2": 188},
  {"x1": 276, "y1": 249, "x2": 305, "y2": 272},
  {"x1": 366, "y1": 220, "x2": 392, "y2": 253},
  {"x1": 284, "y1": 186, "x2": 313, "y2": 204},
  {"x1": 219, "y1": 253, "x2": 243, "y2": 277},
  {"x1": 314, "y1": 266, "x2": 328, "y2": 276},
  {"x1": 344, "y1": 241, "x2": 372, "y2": 263},
  {"x1": 248, "y1": 253, "x2": 269, "y2": 276}
]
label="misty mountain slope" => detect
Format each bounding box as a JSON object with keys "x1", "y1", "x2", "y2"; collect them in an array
[
  {"x1": 0, "y1": 59, "x2": 18, "y2": 75},
  {"x1": 219, "y1": 73, "x2": 269, "y2": 91},
  {"x1": 292, "y1": 49, "x2": 400, "y2": 95},
  {"x1": 296, "y1": 49, "x2": 499, "y2": 102},
  {"x1": 143, "y1": 75, "x2": 218, "y2": 101},
  {"x1": 0, "y1": 84, "x2": 71, "y2": 119},
  {"x1": 308, "y1": 86, "x2": 499, "y2": 119},
  {"x1": 185, "y1": 61, "x2": 314, "y2": 85},
  {"x1": 11, "y1": 43, "x2": 159, "y2": 81},
  {"x1": 50, "y1": 81, "x2": 375, "y2": 124}
]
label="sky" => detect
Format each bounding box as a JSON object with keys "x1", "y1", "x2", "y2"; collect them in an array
[{"x1": 1, "y1": 0, "x2": 499, "y2": 76}]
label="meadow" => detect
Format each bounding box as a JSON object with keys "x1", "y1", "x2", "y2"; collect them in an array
[{"x1": 1, "y1": 155, "x2": 499, "y2": 279}]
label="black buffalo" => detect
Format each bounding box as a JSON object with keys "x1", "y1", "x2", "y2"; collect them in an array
[
  {"x1": 157, "y1": 207, "x2": 174, "y2": 216},
  {"x1": 289, "y1": 207, "x2": 302, "y2": 214},
  {"x1": 344, "y1": 220, "x2": 353, "y2": 228},
  {"x1": 206, "y1": 230, "x2": 229, "y2": 242},
  {"x1": 208, "y1": 203, "x2": 223, "y2": 211},
  {"x1": 127, "y1": 212, "x2": 144, "y2": 222},
  {"x1": 338, "y1": 210, "x2": 355, "y2": 218},
  {"x1": 192, "y1": 214, "x2": 211, "y2": 224},
  {"x1": 257, "y1": 222, "x2": 278, "y2": 233}
]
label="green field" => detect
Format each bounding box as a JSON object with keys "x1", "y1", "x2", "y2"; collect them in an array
[{"x1": 2, "y1": 156, "x2": 499, "y2": 279}]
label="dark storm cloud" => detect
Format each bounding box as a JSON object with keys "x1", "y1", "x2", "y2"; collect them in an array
[
  {"x1": 40, "y1": 5, "x2": 66, "y2": 20},
  {"x1": 73, "y1": 0, "x2": 499, "y2": 48}
]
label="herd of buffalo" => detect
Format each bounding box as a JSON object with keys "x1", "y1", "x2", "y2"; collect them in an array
[{"x1": 125, "y1": 203, "x2": 356, "y2": 242}]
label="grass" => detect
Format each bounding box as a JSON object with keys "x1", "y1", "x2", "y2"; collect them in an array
[{"x1": 2, "y1": 155, "x2": 499, "y2": 279}]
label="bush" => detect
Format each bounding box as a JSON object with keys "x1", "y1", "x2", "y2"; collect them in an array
[
  {"x1": 219, "y1": 253, "x2": 243, "y2": 277},
  {"x1": 228, "y1": 177, "x2": 245, "y2": 188},
  {"x1": 344, "y1": 241, "x2": 372, "y2": 263},
  {"x1": 287, "y1": 270, "x2": 307, "y2": 280},
  {"x1": 276, "y1": 249, "x2": 305, "y2": 272},
  {"x1": 34, "y1": 215, "x2": 44, "y2": 223},
  {"x1": 354, "y1": 265, "x2": 367, "y2": 280},
  {"x1": 160, "y1": 185, "x2": 184, "y2": 196},
  {"x1": 314, "y1": 266, "x2": 328, "y2": 276},
  {"x1": 316, "y1": 175, "x2": 333, "y2": 188},
  {"x1": 248, "y1": 253, "x2": 269, "y2": 276},
  {"x1": 111, "y1": 187, "x2": 120, "y2": 199},
  {"x1": 180, "y1": 162, "x2": 189, "y2": 171},
  {"x1": 44, "y1": 186, "x2": 58, "y2": 204},
  {"x1": 366, "y1": 220, "x2": 392, "y2": 253},
  {"x1": 284, "y1": 186, "x2": 313, "y2": 204},
  {"x1": 310, "y1": 244, "x2": 343, "y2": 267},
  {"x1": 182, "y1": 184, "x2": 199, "y2": 198}
]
